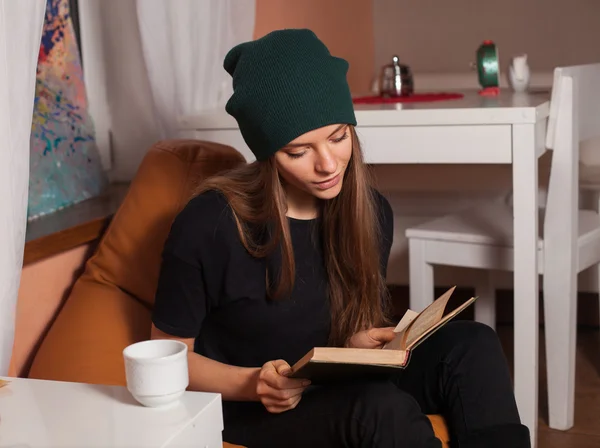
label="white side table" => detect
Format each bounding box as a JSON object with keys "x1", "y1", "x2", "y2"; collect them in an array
[{"x1": 0, "y1": 376, "x2": 223, "y2": 448}]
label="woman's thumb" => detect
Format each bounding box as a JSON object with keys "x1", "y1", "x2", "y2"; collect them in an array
[
  {"x1": 371, "y1": 327, "x2": 397, "y2": 342},
  {"x1": 273, "y1": 359, "x2": 292, "y2": 376}
]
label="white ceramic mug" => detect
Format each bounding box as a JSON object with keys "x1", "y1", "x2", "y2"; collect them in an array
[{"x1": 123, "y1": 339, "x2": 189, "y2": 407}]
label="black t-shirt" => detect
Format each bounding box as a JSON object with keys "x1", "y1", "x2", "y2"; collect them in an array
[{"x1": 152, "y1": 189, "x2": 394, "y2": 368}]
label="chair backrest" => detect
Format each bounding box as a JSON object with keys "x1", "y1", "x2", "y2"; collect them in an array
[
  {"x1": 546, "y1": 64, "x2": 600, "y2": 150},
  {"x1": 80, "y1": 139, "x2": 246, "y2": 308},
  {"x1": 543, "y1": 64, "x2": 600, "y2": 281}
]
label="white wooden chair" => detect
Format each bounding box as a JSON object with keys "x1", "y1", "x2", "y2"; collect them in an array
[{"x1": 404, "y1": 63, "x2": 600, "y2": 434}]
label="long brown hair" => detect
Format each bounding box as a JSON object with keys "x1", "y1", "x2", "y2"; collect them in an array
[{"x1": 195, "y1": 126, "x2": 391, "y2": 346}]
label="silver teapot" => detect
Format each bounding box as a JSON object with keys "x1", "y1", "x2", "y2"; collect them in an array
[{"x1": 379, "y1": 55, "x2": 413, "y2": 97}]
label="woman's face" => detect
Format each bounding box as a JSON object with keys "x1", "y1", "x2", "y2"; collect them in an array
[{"x1": 274, "y1": 124, "x2": 352, "y2": 202}]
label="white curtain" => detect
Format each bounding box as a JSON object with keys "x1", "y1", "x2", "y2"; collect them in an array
[
  {"x1": 136, "y1": 0, "x2": 256, "y2": 139},
  {"x1": 0, "y1": 0, "x2": 47, "y2": 375}
]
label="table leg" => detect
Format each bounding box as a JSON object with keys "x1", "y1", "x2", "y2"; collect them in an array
[{"x1": 511, "y1": 123, "x2": 540, "y2": 448}]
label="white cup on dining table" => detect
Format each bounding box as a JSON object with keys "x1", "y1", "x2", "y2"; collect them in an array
[{"x1": 123, "y1": 339, "x2": 189, "y2": 407}]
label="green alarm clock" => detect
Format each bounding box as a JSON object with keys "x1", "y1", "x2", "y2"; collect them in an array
[{"x1": 476, "y1": 40, "x2": 500, "y2": 96}]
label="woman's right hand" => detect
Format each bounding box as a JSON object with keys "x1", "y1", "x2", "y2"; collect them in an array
[{"x1": 255, "y1": 359, "x2": 311, "y2": 413}]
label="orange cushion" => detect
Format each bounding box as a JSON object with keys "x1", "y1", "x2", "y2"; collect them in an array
[
  {"x1": 28, "y1": 279, "x2": 151, "y2": 385},
  {"x1": 429, "y1": 414, "x2": 450, "y2": 447},
  {"x1": 29, "y1": 140, "x2": 244, "y2": 383},
  {"x1": 80, "y1": 140, "x2": 246, "y2": 309}
]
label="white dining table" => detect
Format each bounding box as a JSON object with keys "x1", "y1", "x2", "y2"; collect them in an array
[{"x1": 178, "y1": 89, "x2": 552, "y2": 446}]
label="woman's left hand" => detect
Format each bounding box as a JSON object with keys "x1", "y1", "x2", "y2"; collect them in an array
[{"x1": 346, "y1": 327, "x2": 397, "y2": 349}]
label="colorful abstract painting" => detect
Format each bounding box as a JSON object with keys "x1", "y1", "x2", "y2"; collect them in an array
[{"x1": 28, "y1": 0, "x2": 107, "y2": 220}]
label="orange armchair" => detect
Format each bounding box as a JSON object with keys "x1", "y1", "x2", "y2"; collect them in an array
[{"x1": 27, "y1": 139, "x2": 449, "y2": 447}]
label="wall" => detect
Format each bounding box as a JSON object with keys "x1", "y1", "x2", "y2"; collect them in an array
[
  {"x1": 254, "y1": 0, "x2": 375, "y2": 94},
  {"x1": 373, "y1": 0, "x2": 600, "y2": 74},
  {"x1": 9, "y1": 244, "x2": 92, "y2": 377}
]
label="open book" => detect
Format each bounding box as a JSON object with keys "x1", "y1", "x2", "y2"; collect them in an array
[{"x1": 289, "y1": 286, "x2": 476, "y2": 382}]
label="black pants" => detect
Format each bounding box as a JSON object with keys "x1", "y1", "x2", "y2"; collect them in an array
[{"x1": 222, "y1": 321, "x2": 530, "y2": 448}]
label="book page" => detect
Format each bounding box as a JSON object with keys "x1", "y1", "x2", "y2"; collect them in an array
[
  {"x1": 406, "y1": 295, "x2": 477, "y2": 351},
  {"x1": 403, "y1": 286, "x2": 456, "y2": 349},
  {"x1": 382, "y1": 309, "x2": 419, "y2": 350},
  {"x1": 393, "y1": 309, "x2": 420, "y2": 333}
]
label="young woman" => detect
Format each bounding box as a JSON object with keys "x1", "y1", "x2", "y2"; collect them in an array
[{"x1": 151, "y1": 29, "x2": 530, "y2": 448}]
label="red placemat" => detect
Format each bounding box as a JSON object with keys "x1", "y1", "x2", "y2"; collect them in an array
[{"x1": 353, "y1": 92, "x2": 464, "y2": 104}]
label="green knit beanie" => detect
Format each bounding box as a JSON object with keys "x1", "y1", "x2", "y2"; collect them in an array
[{"x1": 223, "y1": 29, "x2": 357, "y2": 161}]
